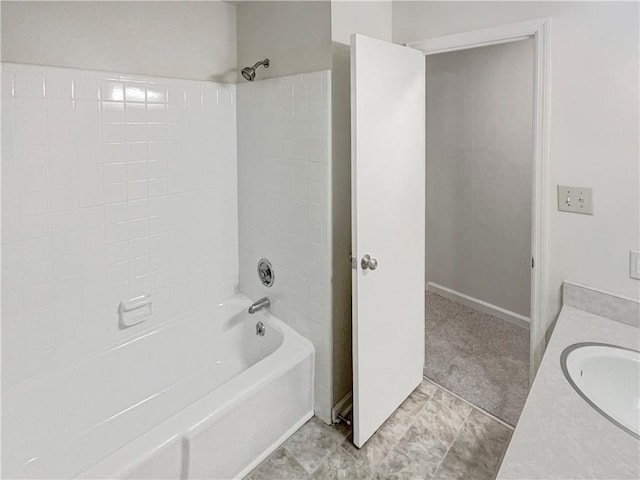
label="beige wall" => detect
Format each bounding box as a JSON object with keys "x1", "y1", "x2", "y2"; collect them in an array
[
  {"x1": 393, "y1": 1, "x2": 640, "y2": 368},
  {"x1": 331, "y1": 1, "x2": 392, "y2": 45},
  {"x1": 426, "y1": 40, "x2": 534, "y2": 317},
  {"x1": 1, "y1": 1, "x2": 237, "y2": 82},
  {"x1": 236, "y1": 1, "x2": 332, "y2": 81}
]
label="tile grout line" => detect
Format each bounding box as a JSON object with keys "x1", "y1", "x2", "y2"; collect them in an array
[
  {"x1": 382, "y1": 388, "x2": 432, "y2": 474},
  {"x1": 428, "y1": 390, "x2": 475, "y2": 480},
  {"x1": 304, "y1": 439, "x2": 340, "y2": 478},
  {"x1": 424, "y1": 375, "x2": 515, "y2": 431},
  {"x1": 290, "y1": 449, "x2": 310, "y2": 480},
  {"x1": 427, "y1": 377, "x2": 513, "y2": 479},
  {"x1": 364, "y1": 381, "x2": 445, "y2": 479},
  {"x1": 326, "y1": 383, "x2": 439, "y2": 480}
]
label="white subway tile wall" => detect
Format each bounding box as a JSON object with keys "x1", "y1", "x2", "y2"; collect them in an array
[
  {"x1": 237, "y1": 71, "x2": 333, "y2": 422},
  {"x1": 1, "y1": 63, "x2": 239, "y2": 389}
]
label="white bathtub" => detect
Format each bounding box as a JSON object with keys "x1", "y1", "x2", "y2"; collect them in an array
[{"x1": 2, "y1": 295, "x2": 314, "y2": 479}]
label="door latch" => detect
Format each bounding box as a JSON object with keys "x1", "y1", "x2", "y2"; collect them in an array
[{"x1": 361, "y1": 254, "x2": 378, "y2": 271}]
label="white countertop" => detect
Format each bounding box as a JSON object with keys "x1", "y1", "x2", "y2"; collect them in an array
[{"x1": 497, "y1": 306, "x2": 640, "y2": 479}]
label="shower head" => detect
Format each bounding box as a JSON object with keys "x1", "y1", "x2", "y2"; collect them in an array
[
  {"x1": 241, "y1": 59, "x2": 270, "y2": 81},
  {"x1": 241, "y1": 67, "x2": 255, "y2": 81}
]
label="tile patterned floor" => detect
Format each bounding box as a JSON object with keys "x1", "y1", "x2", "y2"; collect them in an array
[{"x1": 244, "y1": 378, "x2": 513, "y2": 480}]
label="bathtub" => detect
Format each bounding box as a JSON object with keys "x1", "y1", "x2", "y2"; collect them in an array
[{"x1": 2, "y1": 295, "x2": 314, "y2": 479}]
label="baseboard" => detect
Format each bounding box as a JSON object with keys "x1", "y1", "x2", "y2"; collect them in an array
[
  {"x1": 427, "y1": 282, "x2": 530, "y2": 330},
  {"x1": 331, "y1": 391, "x2": 353, "y2": 424}
]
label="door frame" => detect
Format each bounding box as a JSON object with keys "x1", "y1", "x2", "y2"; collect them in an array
[{"x1": 406, "y1": 18, "x2": 551, "y2": 382}]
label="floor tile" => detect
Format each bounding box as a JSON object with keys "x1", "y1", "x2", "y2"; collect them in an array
[
  {"x1": 312, "y1": 443, "x2": 372, "y2": 480},
  {"x1": 431, "y1": 388, "x2": 472, "y2": 418},
  {"x1": 433, "y1": 449, "x2": 494, "y2": 480},
  {"x1": 416, "y1": 377, "x2": 438, "y2": 397},
  {"x1": 249, "y1": 447, "x2": 311, "y2": 480},
  {"x1": 394, "y1": 422, "x2": 449, "y2": 478},
  {"x1": 246, "y1": 378, "x2": 513, "y2": 480},
  {"x1": 417, "y1": 395, "x2": 469, "y2": 444},
  {"x1": 398, "y1": 389, "x2": 431, "y2": 416},
  {"x1": 373, "y1": 447, "x2": 429, "y2": 480},
  {"x1": 377, "y1": 405, "x2": 415, "y2": 440},
  {"x1": 452, "y1": 414, "x2": 509, "y2": 471},
  {"x1": 466, "y1": 409, "x2": 512, "y2": 445},
  {"x1": 341, "y1": 430, "x2": 395, "y2": 469},
  {"x1": 330, "y1": 420, "x2": 352, "y2": 441},
  {"x1": 283, "y1": 418, "x2": 345, "y2": 474}
]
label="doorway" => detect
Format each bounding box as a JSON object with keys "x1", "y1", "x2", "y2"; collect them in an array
[
  {"x1": 348, "y1": 19, "x2": 550, "y2": 445},
  {"x1": 423, "y1": 39, "x2": 534, "y2": 426},
  {"x1": 406, "y1": 20, "x2": 550, "y2": 426}
]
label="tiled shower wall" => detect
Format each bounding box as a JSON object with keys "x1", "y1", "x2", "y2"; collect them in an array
[
  {"x1": 237, "y1": 71, "x2": 333, "y2": 422},
  {"x1": 1, "y1": 63, "x2": 238, "y2": 390}
]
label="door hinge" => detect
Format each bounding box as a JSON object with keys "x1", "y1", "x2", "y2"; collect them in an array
[
  {"x1": 348, "y1": 252, "x2": 356, "y2": 269},
  {"x1": 532, "y1": 257, "x2": 535, "y2": 268}
]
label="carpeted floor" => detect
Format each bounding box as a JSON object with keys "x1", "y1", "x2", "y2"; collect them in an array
[{"x1": 424, "y1": 291, "x2": 529, "y2": 426}]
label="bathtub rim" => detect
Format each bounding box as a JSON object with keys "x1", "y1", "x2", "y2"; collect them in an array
[
  {"x1": 75, "y1": 296, "x2": 314, "y2": 480},
  {"x1": 3, "y1": 295, "x2": 269, "y2": 395}
]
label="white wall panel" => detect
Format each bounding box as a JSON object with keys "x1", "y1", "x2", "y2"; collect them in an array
[
  {"x1": 1, "y1": 63, "x2": 239, "y2": 389},
  {"x1": 236, "y1": 70, "x2": 333, "y2": 422}
]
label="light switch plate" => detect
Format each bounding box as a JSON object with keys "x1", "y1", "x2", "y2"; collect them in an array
[
  {"x1": 630, "y1": 250, "x2": 640, "y2": 280},
  {"x1": 557, "y1": 186, "x2": 593, "y2": 215}
]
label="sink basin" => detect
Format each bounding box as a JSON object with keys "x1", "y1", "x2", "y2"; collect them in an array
[{"x1": 561, "y1": 342, "x2": 640, "y2": 439}]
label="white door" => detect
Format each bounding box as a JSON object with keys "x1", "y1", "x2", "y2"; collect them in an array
[{"x1": 351, "y1": 34, "x2": 425, "y2": 447}]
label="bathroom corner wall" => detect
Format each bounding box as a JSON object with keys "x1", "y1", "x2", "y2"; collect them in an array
[
  {"x1": 1, "y1": 63, "x2": 239, "y2": 390},
  {"x1": 236, "y1": 71, "x2": 333, "y2": 423}
]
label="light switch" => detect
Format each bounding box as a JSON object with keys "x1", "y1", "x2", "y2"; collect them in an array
[
  {"x1": 557, "y1": 186, "x2": 593, "y2": 215},
  {"x1": 630, "y1": 250, "x2": 640, "y2": 280}
]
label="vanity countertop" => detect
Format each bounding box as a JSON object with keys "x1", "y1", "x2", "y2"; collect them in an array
[{"x1": 497, "y1": 305, "x2": 640, "y2": 480}]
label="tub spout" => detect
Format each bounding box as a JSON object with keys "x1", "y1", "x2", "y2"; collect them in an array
[{"x1": 248, "y1": 297, "x2": 270, "y2": 314}]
